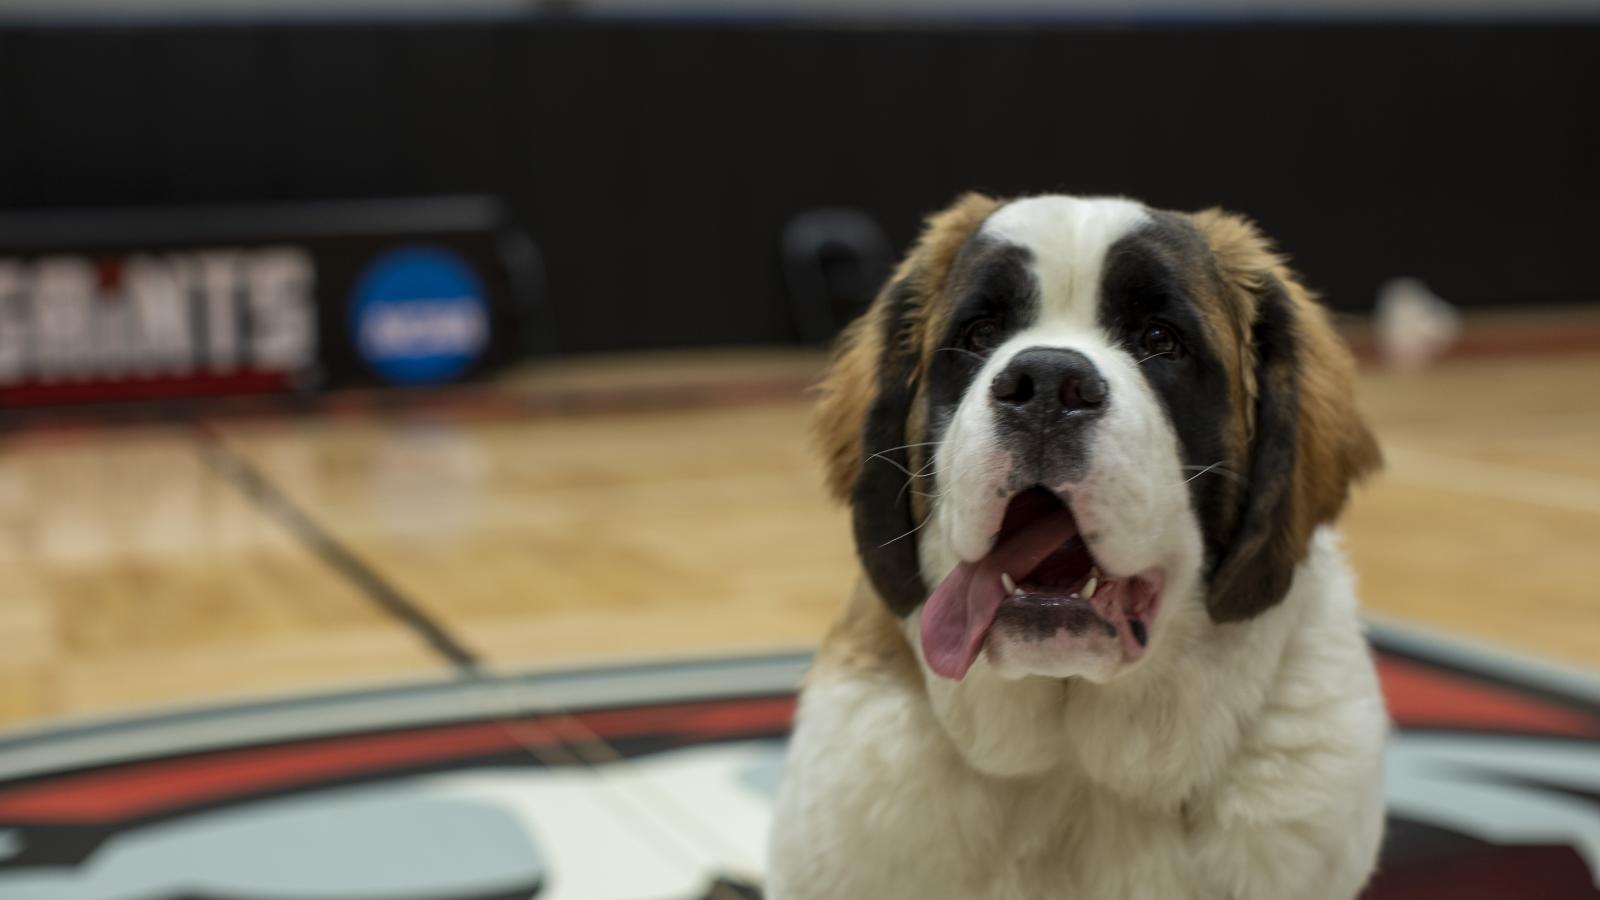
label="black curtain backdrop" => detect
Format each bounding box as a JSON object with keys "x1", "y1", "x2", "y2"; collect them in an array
[{"x1": 1, "y1": 23, "x2": 1596, "y2": 352}]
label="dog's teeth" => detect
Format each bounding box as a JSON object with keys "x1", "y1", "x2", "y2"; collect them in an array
[
  {"x1": 1001, "y1": 572, "x2": 1017, "y2": 594},
  {"x1": 1083, "y1": 574, "x2": 1099, "y2": 597}
]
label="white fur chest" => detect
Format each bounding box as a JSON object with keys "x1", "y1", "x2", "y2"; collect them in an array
[{"x1": 768, "y1": 674, "x2": 1219, "y2": 900}]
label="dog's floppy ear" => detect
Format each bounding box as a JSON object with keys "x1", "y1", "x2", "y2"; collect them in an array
[
  {"x1": 1196, "y1": 211, "x2": 1381, "y2": 622},
  {"x1": 813, "y1": 193, "x2": 998, "y2": 616}
]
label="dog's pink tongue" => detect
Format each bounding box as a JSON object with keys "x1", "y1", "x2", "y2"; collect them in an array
[{"x1": 920, "y1": 507, "x2": 1079, "y2": 680}]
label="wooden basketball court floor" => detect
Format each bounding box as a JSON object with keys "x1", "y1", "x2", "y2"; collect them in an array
[{"x1": 2, "y1": 317, "x2": 1599, "y2": 732}]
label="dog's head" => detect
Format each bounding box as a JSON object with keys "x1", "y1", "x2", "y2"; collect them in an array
[{"x1": 817, "y1": 193, "x2": 1379, "y2": 686}]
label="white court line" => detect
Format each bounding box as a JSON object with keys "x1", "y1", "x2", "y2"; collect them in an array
[{"x1": 1380, "y1": 443, "x2": 1600, "y2": 516}]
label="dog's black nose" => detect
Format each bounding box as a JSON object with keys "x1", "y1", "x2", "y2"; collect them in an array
[{"x1": 990, "y1": 347, "x2": 1108, "y2": 425}]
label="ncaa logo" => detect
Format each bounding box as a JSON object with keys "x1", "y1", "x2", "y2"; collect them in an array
[{"x1": 350, "y1": 245, "x2": 490, "y2": 385}]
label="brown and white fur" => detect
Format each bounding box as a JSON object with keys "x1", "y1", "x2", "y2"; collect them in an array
[{"x1": 768, "y1": 194, "x2": 1387, "y2": 900}]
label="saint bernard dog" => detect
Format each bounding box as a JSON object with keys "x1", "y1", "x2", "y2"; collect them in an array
[{"x1": 768, "y1": 194, "x2": 1388, "y2": 900}]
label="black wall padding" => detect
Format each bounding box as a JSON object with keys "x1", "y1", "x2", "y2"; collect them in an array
[{"x1": 1, "y1": 23, "x2": 1596, "y2": 352}]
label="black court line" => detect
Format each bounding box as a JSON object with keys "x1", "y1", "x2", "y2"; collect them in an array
[
  {"x1": 189, "y1": 424, "x2": 649, "y2": 777},
  {"x1": 185, "y1": 422, "x2": 745, "y2": 782},
  {"x1": 191, "y1": 424, "x2": 482, "y2": 673}
]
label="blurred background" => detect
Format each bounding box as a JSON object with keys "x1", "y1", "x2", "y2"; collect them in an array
[{"x1": 0, "y1": 1, "x2": 1597, "y2": 898}]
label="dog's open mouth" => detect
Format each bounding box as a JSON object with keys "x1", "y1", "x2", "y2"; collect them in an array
[{"x1": 920, "y1": 486, "x2": 1161, "y2": 680}]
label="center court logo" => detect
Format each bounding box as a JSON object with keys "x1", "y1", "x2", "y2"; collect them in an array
[{"x1": 350, "y1": 245, "x2": 489, "y2": 385}]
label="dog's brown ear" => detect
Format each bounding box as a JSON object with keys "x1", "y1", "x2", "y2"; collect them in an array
[
  {"x1": 813, "y1": 192, "x2": 998, "y2": 615},
  {"x1": 813, "y1": 290, "x2": 895, "y2": 504},
  {"x1": 1196, "y1": 211, "x2": 1381, "y2": 622}
]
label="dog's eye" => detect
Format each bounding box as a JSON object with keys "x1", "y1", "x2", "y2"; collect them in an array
[
  {"x1": 961, "y1": 317, "x2": 1002, "y2": 353},
  {"x1": 1140, "y1": 323, "x2": 1184, "y2": 360}
]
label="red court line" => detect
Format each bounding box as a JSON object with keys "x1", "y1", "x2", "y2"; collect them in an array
[
  {"x1": 0, "y1": 698, "x2": 797, "y2": 826},
  {"x1": 1377, "y1": 656, "x2": 1600, "y2": 738},
  {"x1": 1, "y1": 371, "x2": 292, "y2": 406},
  {"x1": 0, "y1": 720, "x2": 558, "y2": 824},
  {"x1": 565, "y1": 696, "x2": 796, "y2": 742}
]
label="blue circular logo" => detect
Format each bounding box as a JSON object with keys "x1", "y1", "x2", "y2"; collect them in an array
[{"x1": 350, "y1": 246, "x2": 490, "y2": 385}]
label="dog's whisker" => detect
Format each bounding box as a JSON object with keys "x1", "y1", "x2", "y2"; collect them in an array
[
  {"x1": 897, "y1": 457, "x2": 943, "y2": 491},
  {"x1": 936, "y1": 347, "x2": 988, "y2": 363},
  {"x1": 885, "y1": 453, "x2": 1003, "y2": 506},
  {"x1": 877, "y1": 510, "x2": 935, "y2": 549},
  {"x1": 867, "y1": 456, "x2": 921, "y2": 477},
  {"x1": 865, "y1": 442, "x2": 943, "y2": 477},
  {"x1": 896, "y1": 478, "x2": 918, "y2": 506},
  {"x1": 1180, "y1": 461, "x2": 1243, "y2": 484},
  {"x1": 897, "y1": 470, "x2": 945, "y2": 504},
  {"x1": 894, "y1": 464, "x2": 1001, "y2": 505},
  {"x1": 869, "y1": 441, "x2": 941, "y2": 459}
]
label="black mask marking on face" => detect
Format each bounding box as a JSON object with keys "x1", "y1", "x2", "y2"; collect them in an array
[
  {"x1": 925, "y1": 240, "x2": 1038, "y2": 449},
  {"x1": 1099, "y1": 215, "x2": 1237, "y2": 567}
]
